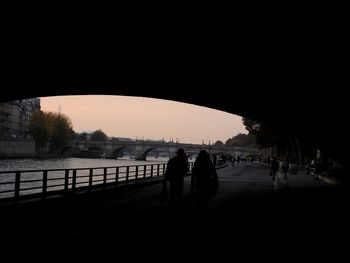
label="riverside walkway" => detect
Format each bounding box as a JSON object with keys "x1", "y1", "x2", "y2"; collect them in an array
[{"x1": 1, "y1": 162, "x2": 348, "y2": 259}]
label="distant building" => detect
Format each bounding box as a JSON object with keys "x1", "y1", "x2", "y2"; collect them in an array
[{"x1": 0, "y1": 98, "x2": 41, "y2": 139}]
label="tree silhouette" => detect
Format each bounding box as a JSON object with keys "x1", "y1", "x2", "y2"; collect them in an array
[
  {"x1": 90, "y1": 129, "x2": 108, "y2": 141},
  {"x1": 29, "y1": 111, "x2": 74, "y2": 153}
]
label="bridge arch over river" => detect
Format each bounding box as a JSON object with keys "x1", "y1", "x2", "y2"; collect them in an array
[{"x1": 68, "y1": 140, "x2": 260, "y2": 160}]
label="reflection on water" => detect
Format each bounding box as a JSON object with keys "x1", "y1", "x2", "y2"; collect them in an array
[{"x1": 0, "y1": 157, "x2": 170, "y2": 171}]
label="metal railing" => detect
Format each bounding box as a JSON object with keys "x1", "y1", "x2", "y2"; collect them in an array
[
  {"x1": 0, "y1": 160, "x2": 229, "y2": 203},
  {"x1": 0, "y1": 162, "x2": 180, "y2": 202}
]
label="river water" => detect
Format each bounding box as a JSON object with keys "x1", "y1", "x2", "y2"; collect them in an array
[
  {"x1": 0, "y1": 156, "x2": 170, "y2": 171},
  {"x1": 0, "y1": 157, "x2": 174, "y2": 199}
]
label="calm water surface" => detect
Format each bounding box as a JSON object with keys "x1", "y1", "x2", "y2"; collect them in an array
[
  {"x1": 0, "y1": 157, "x2": 173, "y2": 199},
  {"x1": 0, "y1": 157, "x2": 169, "y2": 171}
]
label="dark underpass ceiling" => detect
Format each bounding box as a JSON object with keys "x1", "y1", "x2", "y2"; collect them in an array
[{"x1": 0, "y1": 40, "x2": 348, "y2": 168}]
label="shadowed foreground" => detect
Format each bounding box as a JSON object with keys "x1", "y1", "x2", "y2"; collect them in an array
[{"x1": 1, "y1": 163, "x2": 349, "y2": 260}]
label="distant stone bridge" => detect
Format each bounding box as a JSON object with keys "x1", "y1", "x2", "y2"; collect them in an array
[{"x1": 66, "y1": 140, "x2": 261, "y2": 160}]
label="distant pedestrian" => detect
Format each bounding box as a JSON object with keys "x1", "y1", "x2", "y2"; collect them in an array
[
  {"x1": 231, "y1": 156, "x2": 236, "y2": 167},
  {"x1": 281, "y1": 159, "x2": 289, "y2": 179},
  {"x1": 314, "y1": 158, "x2": 321, "y2": 180},
  {"x1": 162, "y1": 148, "x2": 189, "y2": 206},
  {"x1": 311, "y1": 159, "x2": 316, "y2": 169},
  {"x1": 271, "y1": 157, "x2": 279, "y2": 181},
  {"x1": 212, "y1": 155, "x2": 217, "y2": 167},
  {"x1": 305, "y1": 159, "x2": 311, "y2": 175}
]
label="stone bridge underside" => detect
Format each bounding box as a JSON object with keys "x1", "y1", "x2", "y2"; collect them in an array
[{"x1": 1, "y1": 41, "x2": 348, "y2": 171}]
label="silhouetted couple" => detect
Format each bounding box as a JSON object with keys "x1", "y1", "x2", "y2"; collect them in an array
[{"x1": 162, "y1": 148, "x2": 219, "y2": 213}]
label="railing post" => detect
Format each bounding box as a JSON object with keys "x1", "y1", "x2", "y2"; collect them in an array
[
  {"x1": 72, "y1": 169, "x2": 77, "y2": 190},
  {"x1": 143, "y1": 165, "x2": 146, "y2": 178},
  {"x1": 135, "y1": 166, "x2": 139, "y2": 180},
  {"x1": 89, "y1": 168, "x2": 93, "y2": 189},
  {"x1": 14, "y1": 172, "x2": 21, "y2": 201},
  {"x1": 157, "y1": 164, "x2": 160, "y2": 177},
  {"x1": 115, "y1": 167, "x2": 119, "y2": 184},
  {"x1": 103, "y1": 168, "x2": 107, "y2": 188},
  {"x1": 150, "y1": 165, "x2": 153, "y2": 178},
  {"x1": 126, "y1": 166, "x2": 129, "y2": 182},
  {"x1": 64, "y1": 169, "x2": 69, "y2": 191},
  {"x1": 162, "y1": 164, "x2": 166, "y2": 175},
  {"x1": 42, "y1": 170, "x2": 48, "y2": 198}
]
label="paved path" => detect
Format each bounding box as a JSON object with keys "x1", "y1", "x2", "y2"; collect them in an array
[{"x1": 1, "y1": 162, "x2": 349, "y2": 259}]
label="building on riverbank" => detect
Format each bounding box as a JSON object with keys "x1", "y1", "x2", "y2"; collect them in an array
[
  {"x1": 0, "y1": 98, "x2": 41, "y2": 140},
  {"x1": 0, "y1": 99, "x2": 40, "y2": 158}
]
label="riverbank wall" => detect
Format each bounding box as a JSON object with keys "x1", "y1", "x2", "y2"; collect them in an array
[{"x1": 0, "y1": 140, "x2": 36, "y2": 158}]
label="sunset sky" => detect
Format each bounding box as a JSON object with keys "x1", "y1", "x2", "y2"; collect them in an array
[{"x1": 40, "y1": 95, "x2": 247, "y2": 144}]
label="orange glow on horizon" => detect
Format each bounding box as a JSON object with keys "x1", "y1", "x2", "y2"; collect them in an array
[{"x1": 40, "y1": 95, "x2": 247, "y2": 144}]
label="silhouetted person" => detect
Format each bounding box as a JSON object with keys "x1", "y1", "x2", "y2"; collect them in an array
[
  {"x1": 311, "y1": 159, "x2": 316, "y2": 169},
  {"x1": 212, "y1": 154, "x2": 217, "y2": 167},
  {"x1": 162, "y1": 148, "x2": 189, "y2": 206},
  {"x1": 314, "y1": 158, "x2": 321, "y2": 180},
  {"x1": 271, "y1": 157, "x2": 279, "y2": 181},
  {"x1": 191, "y1": 150, "x2": 219, "y2": 214},
  {"x1": 281, "y1": 158, "x2": 289, "y2": 179},
  {"x1": 231, "y1": 156, "x2": 236, "y2": 167},
  {"x1": 305, "y1": 159, "x2": 311, "y2": 175},
  {"x1": 267, "y1": 155, "x2": 271, "y2": 167}
]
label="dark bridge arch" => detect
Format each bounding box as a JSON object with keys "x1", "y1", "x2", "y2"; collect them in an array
[
  {"x1": 143, "y1": 147, "x2": 157, "y2": 156},
  {"x1": 143, "y1": 147, "x2": 168, "y2": 156},
  {"x1": 111, "y1": 147, "x2": 129, "y2": 159},
  {"x1": 87, "y1": 146, "x2": 105, "y2": 158},
  {"x1": 141, "y1": 147, "x2": 170, "y2": 160},
  {"x1": 1, "y1": 47, "x2": 348, "y2": 171}
]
